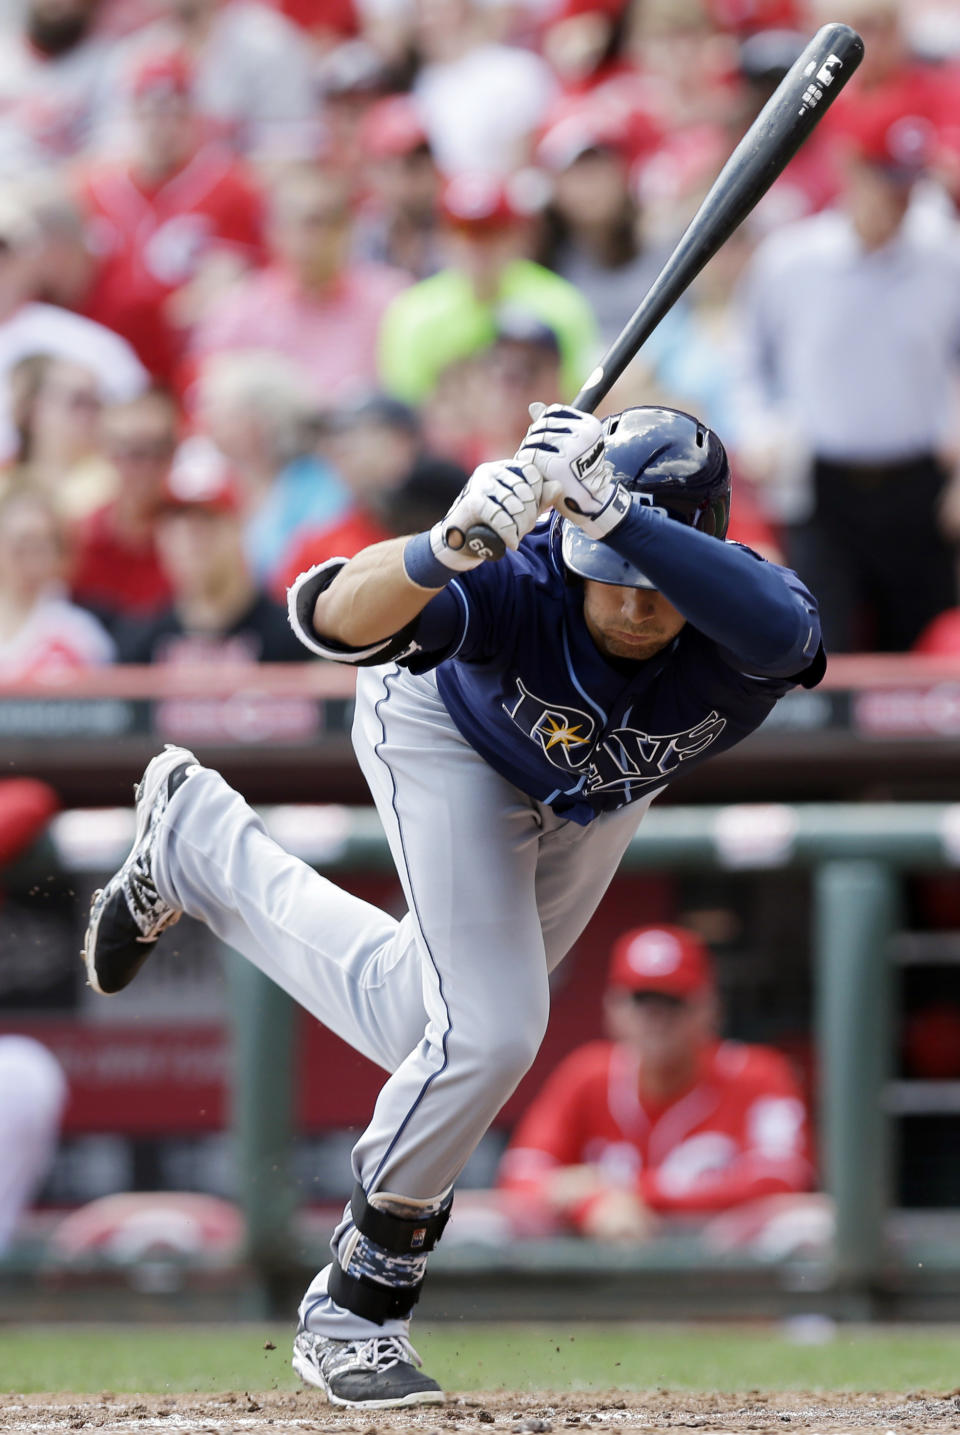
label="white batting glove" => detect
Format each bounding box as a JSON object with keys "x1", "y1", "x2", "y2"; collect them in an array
[
  {"x1": 429, "y1": 460, "x2": 544, "y2": 571},
  {"x1": 517, "y1": 403, "x2": 629, "y2": 539}
]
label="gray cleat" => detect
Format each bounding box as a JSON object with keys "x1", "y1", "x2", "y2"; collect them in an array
[{"x1": 292, "y1": 1330, "x2": 444, "y2": 1408}]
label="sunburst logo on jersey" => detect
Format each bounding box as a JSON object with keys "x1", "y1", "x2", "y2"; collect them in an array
[
  {"x1": 503, "y1": 679, "x2": 596, "y2": 770},
  {"x1": 537, "y1": 714, "x2": 589, "y2": 752}
]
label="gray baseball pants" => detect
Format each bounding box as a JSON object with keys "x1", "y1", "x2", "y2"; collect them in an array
[{"x1": 151, "y1": 664, "x2": 655, "y2": 1337}]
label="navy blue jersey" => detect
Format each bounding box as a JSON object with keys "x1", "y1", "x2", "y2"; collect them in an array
[{"x1": 399, "y1": 516, "x2": 822, "y2": 825}]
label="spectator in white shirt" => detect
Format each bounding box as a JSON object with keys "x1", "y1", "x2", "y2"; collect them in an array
[
  {"x1": 732, "y1": 110, "x2": 960, "y2": 652},
  {"x1": 0, "y1": 489, "x2": 115, "y2": 683},
  {"x1": 0, "y1": 1037, "x2": 67, "y2": 1253}
]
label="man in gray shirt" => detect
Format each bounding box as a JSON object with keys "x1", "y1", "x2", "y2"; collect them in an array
[{"x1": 733, "y1": 108, "x2": 960, "y2": 651}]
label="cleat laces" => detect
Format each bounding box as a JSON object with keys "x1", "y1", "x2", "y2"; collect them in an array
[{"x1": 322, "y1": 1335, "x2": 423, "y2": 1378}]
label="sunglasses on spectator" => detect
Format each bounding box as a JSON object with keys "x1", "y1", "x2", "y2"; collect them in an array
[{"x1": 629, "y1": 991, "x2": 689, "y2": 1010}]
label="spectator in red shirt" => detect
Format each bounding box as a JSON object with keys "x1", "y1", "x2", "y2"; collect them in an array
[
  {"x1": 74, "y1": 49, "x2": 266, "y2": 385},
  {"x1": 189, "y1": 162, "x2": 409, "y2": 400},
  {"x1": 499, "y1": 924, "x2": 812, "y2": 1241},
  {"x1": 70, "y1": 386, "x2": 180, "y2": 624}
]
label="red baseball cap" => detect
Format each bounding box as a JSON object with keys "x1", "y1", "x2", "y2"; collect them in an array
[
  {"x1": 161, "y1": 436, "x2": 240, "y2": 515},
  {"x1": 440, "y1": 173, "x2": 531, "y2": 230},
  {"x1": 361, "y1": 94, "x2": 429, "y2": 160},
  {"x1": 537, "y1": 108, "x2": 631, "y2": 172},
  {"x1": 130, "y1": 49, "x2": 195, "y2": 103},
  {"x1": 536, "y1": 95, "x2": 661, "y2": 172},
  {"x1": 547, "y1": 0, "x2": 625, "y2": 23},
  {"x1": 607, "y1": 925, "x2": 714, "y2": 998},
  {"x1": 839, "y1": 95, "x2": 937, "y2": 180}
]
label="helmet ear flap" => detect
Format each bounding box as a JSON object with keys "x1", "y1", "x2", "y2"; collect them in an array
[{"x1": 704, "y1": 495, "x2": 730, "y2": 539}]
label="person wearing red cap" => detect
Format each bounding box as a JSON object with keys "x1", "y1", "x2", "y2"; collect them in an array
[
  {"x1": 498, "y1": 924, "x2": 812, "y2": 1240},
  {"x1": 378, "y1": 171, "x2": 598, "y2": 405},
  {"x1": 72, "y1": 48, "x2": 266, "y2": 386},
  {"x1": 114, "y1": 435, "x2": 304, "y2": 665}
]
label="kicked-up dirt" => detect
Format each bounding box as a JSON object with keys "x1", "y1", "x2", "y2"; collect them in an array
[{"x1": 2, "y1": 1388, "x2": 960, "y2": 1435}]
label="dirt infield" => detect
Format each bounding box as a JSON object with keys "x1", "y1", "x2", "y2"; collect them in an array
[{"x1": 2, "y1": 1388, "x2": 959, "y2": 1435}]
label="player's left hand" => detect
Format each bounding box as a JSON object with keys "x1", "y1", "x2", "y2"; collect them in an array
[
  {"x1": 516, "y1": 404, "x2": 629, "y2": 539},
  {"x1": 431, "y1": 459, "x2": 544, "y2": 571}
]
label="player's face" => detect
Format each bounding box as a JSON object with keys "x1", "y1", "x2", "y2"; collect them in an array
[
  {"x1": 582, "y1": 580, "x2": 686, "y2": 661},
  {"x1": 604, "y1": 989, "x2": 715, "y2": 1076}
]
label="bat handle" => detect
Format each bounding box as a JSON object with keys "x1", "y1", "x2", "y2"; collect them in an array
[{"x1": 446, "y1": 523, "x2": 506, "y2": 563}]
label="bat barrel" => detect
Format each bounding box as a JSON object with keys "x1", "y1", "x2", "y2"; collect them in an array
[{"x1": 573, "y1": 21, "x2": 864, "y2": 415}]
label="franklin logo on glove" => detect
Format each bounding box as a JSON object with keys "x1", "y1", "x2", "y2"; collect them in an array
[{"x1": 573, "y1": 440, "x2": 605, "y2": 482}]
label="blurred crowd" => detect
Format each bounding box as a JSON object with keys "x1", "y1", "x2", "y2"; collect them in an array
[{"x1": 0, "y1": 0, "x2": 958, "y2": 673}]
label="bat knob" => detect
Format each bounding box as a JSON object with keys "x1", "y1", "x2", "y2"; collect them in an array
[{"x1": 453, "y1": 524, "x2": 506, "y2": 562}]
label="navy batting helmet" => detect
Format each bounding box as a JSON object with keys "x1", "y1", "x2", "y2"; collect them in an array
[{"x1": 561, "y1": 406, "x2": 731, "y2": 588}]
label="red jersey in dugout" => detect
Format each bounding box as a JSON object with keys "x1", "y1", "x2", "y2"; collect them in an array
[
  {"x1": 499, "y1": 1038, "x2": 813, "y2": 1222},
  {"x1": 77, "y1": 145, "x2": 266, "y2": 383}
]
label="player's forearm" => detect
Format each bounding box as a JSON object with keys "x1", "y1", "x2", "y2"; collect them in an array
[
  {"x1": 606, "y1": 503, "x2": 820, "y2": 674},
  {"x1": 312, "y1": 537, "x2": 445, "y2": 647}
]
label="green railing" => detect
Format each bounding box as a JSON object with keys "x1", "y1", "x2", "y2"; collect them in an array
[{"x1": 226, "y1": 801, "x2": 960, "y2": 1304}]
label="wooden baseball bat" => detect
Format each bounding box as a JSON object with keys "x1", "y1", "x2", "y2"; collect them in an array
[{"x1": 461, "y1": 19, "x2": 864, "y2": 560}]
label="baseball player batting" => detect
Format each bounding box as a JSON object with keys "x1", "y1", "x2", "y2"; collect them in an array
[{"x1": 82, "y1": 402, "x2": 825, "y2": 1407}]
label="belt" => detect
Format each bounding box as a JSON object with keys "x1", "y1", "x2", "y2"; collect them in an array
[{"x1": 814, "y1": 452, "x2": 937, "y2": 482}]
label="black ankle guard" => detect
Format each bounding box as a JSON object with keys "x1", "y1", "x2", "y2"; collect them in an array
[
  {"x1": 328, "y1": 1262, "x2": 422, "y2": 1324},
  {"x1": 350, "y1": 1184, "x2": 453, "y2": 1255},
  {"x1": 326, "y1": 1186, "x2": 454, "y2": 1325}
]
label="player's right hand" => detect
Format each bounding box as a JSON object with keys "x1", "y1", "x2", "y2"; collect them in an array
[
  {"x1": 517, "y1": 403, "x2": 628, "y2": 539},
  {"x1": 430, "y1": 460, "x2": 544, "y2": 571}
]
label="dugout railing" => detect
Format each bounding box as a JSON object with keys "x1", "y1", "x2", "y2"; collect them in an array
[
  {"x1": 8, "y1": 799, "x2": 960, "y2": 1320},
  {"x1": 222, "y1": 801, "x2": 958, "y2": 1317}
]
